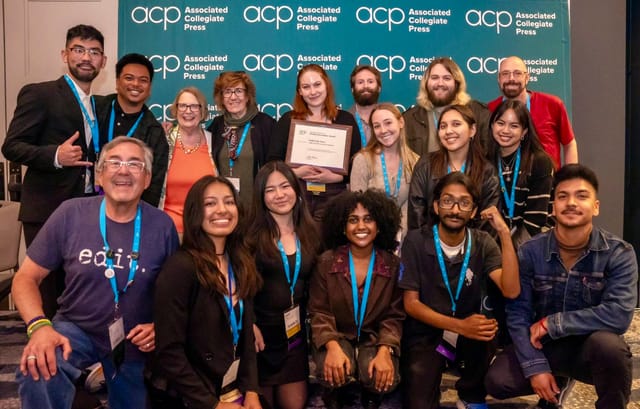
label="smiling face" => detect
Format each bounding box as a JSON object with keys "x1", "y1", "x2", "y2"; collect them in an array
[
  {"x1": 426, "y1": 63, "x2": 457, "y2": 107},
  {"x1": 264, "y1": 170, "x2": 297, "y2": 217},
  {"x1": 62, "y1": 37, "x2": 106, "y2": 84},
  {"x1": 491, "y1": 108, "x2": 527, "y2": 156},
  {"x1": 176, "y1": 91, "x2": 203, "y2": 130},
  {"x1": 116, "y1": 63, "x2": 151, "y2": 110},
  {"x1": 552, "y1": 178, "x2": 599, "y2": 229},
  {"x1": 438, "y1": 109, "x2": 476, "y2": 154},
  {"x1": 498, "y1": 57, "x2": 529, "y2": 99},
  {"x1": 298, "y1": 70, "x2": 327, "y2": 110},
  {"x1": 345, "y1": 203, "x2": 377, "y2": 252},
  {"x1": 222, "y1": 81, "x2": 249, "y2": 119},
  {"x1": 433, "y1": 183, "x2": 477, "y2": 234},
  {"x1": 201, "y1": 181, "x2": 239, "y2": 242},
  {"x1": 96, "y1": 141, "x2": 151, "y2": 206},
  {"x1": 351, "y1": 69, "x2": 380, "y2": 106},
  {"x1": 371, "y1": 108, "x2": 403, "y2": 149}
]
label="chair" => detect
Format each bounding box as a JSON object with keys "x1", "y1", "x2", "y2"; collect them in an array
[{"x1": 0, "y1": 200, "x2": 22, "y2": 302}]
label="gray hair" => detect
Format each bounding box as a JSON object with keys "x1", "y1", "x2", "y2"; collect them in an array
[{"x1": 96, "y1": 136, "x2": 153, "y2": 174}]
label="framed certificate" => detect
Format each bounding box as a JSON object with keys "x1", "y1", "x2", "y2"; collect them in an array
[{"x1": 285, "y1": 119, "x2": 353, "y2": 175}]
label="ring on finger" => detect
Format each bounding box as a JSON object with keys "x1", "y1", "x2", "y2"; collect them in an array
[{"x1": 26, "y1": 355, "x2": 37, "y2": 361}]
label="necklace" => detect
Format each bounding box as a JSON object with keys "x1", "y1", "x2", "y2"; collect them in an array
[
  {"x1": 177, "y1": 128, "x2": 202, "y2": 154},
  {"x1": 501, "y1": 152, "x2": 518, "y2": 183}
]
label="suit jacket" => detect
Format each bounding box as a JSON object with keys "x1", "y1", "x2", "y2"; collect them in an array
[
  {"x1": 2, "y1": 76, "x2": 98, "y2": 223},
  {"x1": 147, "y1": 250, "x2": 259, "y2": 409},
  {"x1": 95, "y1": 94, "x2": 168, "y2": 206}
]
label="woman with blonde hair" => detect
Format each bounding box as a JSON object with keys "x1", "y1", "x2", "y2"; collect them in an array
[{"x1": 350, "y1": 103, "x2": 419, "y2": 240}]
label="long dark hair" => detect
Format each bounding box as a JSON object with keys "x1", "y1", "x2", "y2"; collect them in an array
[
  {"x1": 430, "y1": 104, "x2": 488, "y2": 188},
  {"x1": 488, "y1": 99, "x2": 553, "y2": 185},
  {"x1": 182, "y1": 175, "x2": 261, "y2": 298},
  {"x1": 322, "y1": 189, "x2": 401, "y2": 252},
  {"x1": 247, "y1": 161, "x2": 320, "y2": 260}
]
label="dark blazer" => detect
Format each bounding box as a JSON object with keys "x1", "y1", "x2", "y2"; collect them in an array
[
  {"x1": 207, "y1": 111, "x2": 276, "y2": 178},
  {"x1": 2, "y1": 76, "x2": 97, "y2": 223},
  {"x1": 147, "y1": 250, "x2": 258, "y2": 409},
  {"x1": 95, "y1": 94, "x2": 169, "y2": 206}
]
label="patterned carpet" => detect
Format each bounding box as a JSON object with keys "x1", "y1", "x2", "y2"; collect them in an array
[{"x1": 0, "y1": 310, "x2": 638, "y2": 409}]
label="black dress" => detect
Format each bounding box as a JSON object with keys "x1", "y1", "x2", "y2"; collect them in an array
[{"x1": 254, "y1": 247, "x2": 315, "y2": 385}]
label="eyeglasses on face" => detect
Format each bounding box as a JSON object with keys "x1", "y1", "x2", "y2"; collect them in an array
[
  {"x1": 499, "y1": 70, "x2": 526, "y2": 79},
  {"x1": 437, "y1": 196, "x2": 475, "y2": 212},
  {"x1": 223, "y1": 88, "x2": 247, "y2": 98},
  {"x1": 176, "y1": 103, "x2": 202, "y2": 112},
  {"x1": 68, "y1": 46, "x2": 103, "y2": 58},
  {"x1": 102, "y1": 159, "x2": 146, "y2": 174}
]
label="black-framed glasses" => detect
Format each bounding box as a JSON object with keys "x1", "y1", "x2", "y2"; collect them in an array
[
  {"x1": 437, "y1": 196, "x2": 475, "y2": 212},
  {"x1": 68, "y1": 46, "x2": 103, "y2": 58},
  {"x1": 176, "y1": 103, "x2": 201, "y2": 112},
  {"x1": 223, "y1": 88, "x2": 247, "y2": 98},
  {"x1": 103, "y1": 159, "x2": 146, "y2": 174}
]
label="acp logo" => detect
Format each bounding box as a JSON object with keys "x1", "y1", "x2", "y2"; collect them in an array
[
  {"x1": 356, "y1": 55, "x2": 406, "y2": 79},
  {"x1": 131, "y1": 6, "x2": 181, "y2": 31},
  {"x1": 465, "y1": 10, "x2": 513, "y2": 34},
  {"x1": 148, "y1": 55, "x2": 181, "y2": 79},
  {"x1": 243, "y1": 54, "x2": 294, "y2": 78},
  {"x1": 243, "y1": 6, "x2": 294, "y2": 30},
  {"x1": 466, "y1": 56, "x2": 505, "y2": 74},
  {"x1": 355, "y1": 7, "x2": 405, "y2": 31}
]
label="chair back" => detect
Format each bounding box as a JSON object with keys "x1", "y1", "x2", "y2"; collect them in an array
[{"x1": 0, "y1": 201, "x2": 21, "y2": 271}]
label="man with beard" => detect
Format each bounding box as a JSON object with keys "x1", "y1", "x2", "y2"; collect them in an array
[
  {"x1": 403, "y1": 57, "x2": 491, "y2": 156},
  {"x1": 488, "y1": 56, "x2": 577, "y2": 169},
  {"x1": 399, "y1": 172, "x2": 519, "y2": 409},
  {"x1": 485, "y1": 164, "x2": 636, "y2": 409},
  {"x1": 2, "y1": 24, "x2": 107, "y2": 318},
  {"x1": 347, "y1": 64, "x2": 382, "y2": 147},
  {"x1": 95, "y1": 53, "x2": 168, "y2": 207}
]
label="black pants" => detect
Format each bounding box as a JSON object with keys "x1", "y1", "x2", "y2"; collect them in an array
[
  {"x1": 485, "y1": 331, "x2": 632, "y2": 409},
  {"x1": 24, "y1": 221, "x2": 65, "y2": 319},
  {"x1": 401, "y1": 335, "x2": 495, "y2": 409}
]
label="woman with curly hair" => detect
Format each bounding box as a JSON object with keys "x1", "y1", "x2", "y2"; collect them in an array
[
  {"x1": 247, "y1": 161, "x2": 320, "y2": 409},
  {"x1": 147, "y1": 175, "x2": 262, "y2": 409},
  {"x1": 308, "y1": 189, "x2": 405, "y2": 409}
]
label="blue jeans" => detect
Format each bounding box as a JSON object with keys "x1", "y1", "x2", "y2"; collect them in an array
[{"x1": 16, "y1": 319, "x2": 148, "y2": 409}]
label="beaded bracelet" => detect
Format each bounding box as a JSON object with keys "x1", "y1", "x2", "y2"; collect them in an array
[
  {"x1": 26, "y1": 315, "x2": 47, "y2": 327},
  {"x1": 27, "y1": 319, "x2": 52, "y2": 338}
]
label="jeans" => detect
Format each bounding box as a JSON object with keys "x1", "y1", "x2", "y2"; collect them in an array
[
  {"x1": 16, "y1": 319, "x2": 148, "y2": 409},
  {"x1": 485, "y1": 331, "x2": 632, "y2": 409}
]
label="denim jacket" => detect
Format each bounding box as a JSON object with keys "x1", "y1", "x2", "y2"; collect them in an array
[{"x1": 506, "y1": 226, "x2": 638, "y2": 378}]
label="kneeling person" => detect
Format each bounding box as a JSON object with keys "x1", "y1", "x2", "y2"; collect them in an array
[
  {"x1": 12, "y1": 137, "x2": 179, "y2": 409},
  {"x1": 399, "y1": 172, "x2": 519, "y2": 409}
]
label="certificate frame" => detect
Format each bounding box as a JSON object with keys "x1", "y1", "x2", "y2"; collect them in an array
[{"x1": 285, "y1": 119, "x2": 353, "y2": 175}]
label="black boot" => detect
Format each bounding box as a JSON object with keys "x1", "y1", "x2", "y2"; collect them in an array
[
  {"x1": 322, "y1": 388, "x2": 343, "y2": 409},
  {"x1": 360, "y1": 390, "x2": 382, "y2": 409}
]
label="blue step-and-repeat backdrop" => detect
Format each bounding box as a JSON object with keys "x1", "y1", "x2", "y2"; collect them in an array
[{"x1": 118, "y1": 0, "x2": 570, "y2": 122}]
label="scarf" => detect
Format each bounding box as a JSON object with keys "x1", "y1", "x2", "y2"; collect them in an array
[{"x1": 222, "y1": 104, "x2": 259, "y2": 160}]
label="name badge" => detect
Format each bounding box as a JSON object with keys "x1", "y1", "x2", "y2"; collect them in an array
[
  {"x1": 228, "y1": 177, "x2": 241, "y2": 193},
  {"x1": 306, "y1": 182, "x2": 326, "y2": 193},
  {"x1": 108, "y1": 317, "x2": 125, "y2": 368},
  {"x1": 222, "y1": 358, "x2": 240, "y2": 388},
  {"x1": 284, "y1": 304, "x2": 301, "y2": 339},
  {"x1": 436, "y1": 330, "x2": 458, "y2": 361}
]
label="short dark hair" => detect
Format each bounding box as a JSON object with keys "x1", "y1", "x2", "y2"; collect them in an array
[
  {"x1": 553, "y1": 164, "x2": 599, "y2": 193},
  {"x1": 349, "y1": 65, "x2": 382, "y2": 88},
  {"x1": 66, "y1": 25, "x2": 104, "y2": 49},
  {"x1": 322, "y1": 189, "x2": 401, "y2": 252},
  {"x1": 116, "y1": 53, "x2": 154, "y2": 81},
  {"x1": 429, "y1": 172, "x2": 480, "y2": 225}
]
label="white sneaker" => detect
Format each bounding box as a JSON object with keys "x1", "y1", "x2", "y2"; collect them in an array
[{"x1": 84, "y1": 362, "x2": 106, "y2": 393}]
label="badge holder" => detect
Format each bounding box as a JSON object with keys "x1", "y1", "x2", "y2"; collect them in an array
[
  {"x1": 436, "y1": 330, "x2": 458, "y2": 362},
  {"x1": 220, "y1": 359, "x2": 243, "y2": 405},
  {"x1": 284, "y1": 304, "x2": 302, "y2": 351},
  {"x1": 108, "y1": 314, "x2": 125, "y2": 371}
]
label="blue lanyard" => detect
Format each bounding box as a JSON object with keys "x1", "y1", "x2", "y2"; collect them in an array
[
  {"x1": 99, "y1": 199, "x2": 141, "y2": 306},
  {"x1": 447, "y1": 161, "x2": 466, "y2": 174},
  {"x1": 355, "y1": 112, "x2": 367, "y2": 148},
  {"x1": 64, "y1": 75, "x2": 99, "y2": 155},
  {"x1": 380, "y1": 152, "x2": 402, "y2": 198},
  {"x1": 107, "y1": 100, "x2": 144, "y2": 142},
  {"x1": 277, "y1": 236, "x2": 301, "y2": 305},
  {"x1": 498, "y1": 146, "x2": 522, "y2": 218},
  {"x1": 348, "y1": 249, "x2": 376, "y2": 339},
  {"x1": 228, "y1": 123, "x2": 251, "y2": 173},
  {"x1": 432, "y1": 225, "x2": 472, "y2": 316},
  {"x1": 503, "y1": 93, "x2": 531, "y2": 111},
  {"x1": 223, "y1": 257, "x2": 244, "y2": 349}
]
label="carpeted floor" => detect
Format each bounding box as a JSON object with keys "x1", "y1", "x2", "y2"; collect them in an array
[{"x1": 1, "y1": 310, "x2": 638, "y2": 409}]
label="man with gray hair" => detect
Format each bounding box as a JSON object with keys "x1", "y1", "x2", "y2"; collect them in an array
[{"x1": 12, "y1": 137, "x2": 179, "y2": 409}]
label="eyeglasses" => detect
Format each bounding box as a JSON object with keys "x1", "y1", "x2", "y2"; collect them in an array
[
  {"x1": 437, "y1": 196, "x2": 475, "y2": 212},
  {"x1": 102, "y1": 159, "x2": 146, "y2": 174},
  {"x1": 499, "y1": 70, "x2": 526, "y2": 79},
  {"x1": 176, "y1": 103, "x2": 201, "y2": 112},
  {"x1": 67, "y1": 46, "x2": 104, "y2": 58},
  {"x1": 223, "y1": 88, "x2": 247, "y2": 98}
]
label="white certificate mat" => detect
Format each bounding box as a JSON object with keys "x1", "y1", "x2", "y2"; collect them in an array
[{"x1": 286, "y1": 119, "x2": 352, "y2": 175}]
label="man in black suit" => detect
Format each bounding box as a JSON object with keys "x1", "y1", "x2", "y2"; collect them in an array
[
  {"x1": 1, "y1": 24, "x2": 106, "y2": 318},
  {"x1": 96, "y1": 53, "x2": 168, "y2": 207}
]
